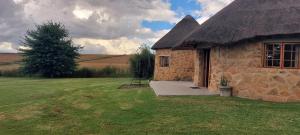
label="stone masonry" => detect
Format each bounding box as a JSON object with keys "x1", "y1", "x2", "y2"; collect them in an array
[
  {"x1": 154, "y1": 42, "x2": 300, "y2": 102},
  {"x1": 154, "y1": 49, "x2": 195, "y2": 81},
  {"x1": 207, "y1": 42, "x2": 300, "y2": 102}
]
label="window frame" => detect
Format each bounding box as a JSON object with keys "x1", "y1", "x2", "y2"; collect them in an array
[
  {"x1": 159, "y1": 56, "x2": 170, "y2": 67},
  {"x1": 263, "y1": 42, "x2": 300, "y2": 69}
]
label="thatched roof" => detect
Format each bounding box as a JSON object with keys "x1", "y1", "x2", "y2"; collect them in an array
[
  {"x1": 179, "y1": 0, "x2": 300, "y2": 47},
  {"x1": 151, "y1": 15, "x2": 199, "y2": 50}
]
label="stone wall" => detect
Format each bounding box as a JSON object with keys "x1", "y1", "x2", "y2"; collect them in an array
[
  {"x1": 208, "y1": 42, "x2": 300, "y2": 102},
  {"x1": 154, "y1": 49, "x2": 195, "y2": 81}
]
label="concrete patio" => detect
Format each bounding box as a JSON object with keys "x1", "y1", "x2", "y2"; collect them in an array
[{"x1": 150, "y1": 81, "x2": 218, "y2": 96}]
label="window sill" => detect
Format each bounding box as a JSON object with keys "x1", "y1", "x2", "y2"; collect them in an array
[
  {"x1": 258, "y1": 67, "x2": 300, "y2": 72},
  {"x1": 262, "y1": 67, "x2": 300, "y2": 70}
]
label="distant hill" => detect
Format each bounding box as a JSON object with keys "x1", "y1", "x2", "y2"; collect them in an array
[{"x1": 0, "y1": 53, "x2": 131, "y2": 71}]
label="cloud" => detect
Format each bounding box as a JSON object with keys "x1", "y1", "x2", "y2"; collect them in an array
[
  {"x1": 73, "y1": 37, "x2": 140, "y2": 55},
  {"x1": 195, "y1": 0, "x2": 233, "y2": 24},
  {"x1": 73, "y1": 6, "x2": 94, "y2": 20},
  {"x1": 0, "y1": 0, "x2": 178, "y2": 54},
  {"x1": 74, "y1": 29, "x2": 168, "y2": 55},
  {"x1": 0, "y1": 0, "x2": 29, "y2": 46},
  {"x1": 0, "y1": 0, "x2": 234, "y2": 54},
  {"x1": 0, "y1": 42, "x2": 18, "y2": 53}
]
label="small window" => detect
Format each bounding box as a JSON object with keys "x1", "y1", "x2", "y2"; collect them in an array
[
  {"x1": 284, "y1": 44, "x2": 298, "y2": 68},
  {"x1": 160, "y1": 56, "x2": 170, "y2": 67},
  {"x1": 264, "y1": 43, "x2": 299, "y2": 68},
  {"x1": 264, "y1": 43, "x2": 281, "y2": 67}
]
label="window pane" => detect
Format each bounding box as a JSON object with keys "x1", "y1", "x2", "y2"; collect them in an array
[
  {"x1": 285, "y1": 45, "x2": 291, "y2": 51},
  {"x1": 266, "y1": 54, "x2": 273, "y2": 59},
  {"x1": 160, "y1": 56, "x2": 169, "y2": 67},
  {"x1": 166, "y1": 57, "x2": 169, "y2": 67},
  {"x1": 291, "y1": 61, "x2": 296, "y2": 67},
  {"x1": 160, "y1": 57, "x2": 163, "y2": 67},
  {"x1": 267, "y1": 51, "x2": 273, "y2": 59},
  {"x1": 274, "y1": 52, "x2": 280, "y2": 59},
  {"x1": 267, "y1": 60, "x2": 272, "y2": 66},
  {"x1": 284, "y1": 44, "x2": 298, "y2": 68},
  {"x1": 264, "y1": 43, "x2": 281, "y2": 67},
  {"x1": 273, "y1": 60, "x2": 280, "y2": 67},
  {"x1": 292, "y1": 52, "x2": 296, "y2": 60},
  {"x1": 284, "y1": 61, "x2": 291, "y2": 67},
  {"x1": 285, "y1": 51, "x2": 292, "y2": 60},
  {"x1": 274, "y1": 44, "x2": 281, "y2": 51},
  {"x1": 267, "y1": 44, "x2": 273, "y2": 50},
  {"x1": 284, "y1": 60, "x2": 297, "y2": 68}
]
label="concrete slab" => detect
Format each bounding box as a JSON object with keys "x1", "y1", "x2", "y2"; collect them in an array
[{"x1": 150, "y1": 81, "x2": 218, "y2": 96}]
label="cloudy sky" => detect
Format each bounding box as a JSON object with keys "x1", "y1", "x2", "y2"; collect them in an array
[{"x1": 0, "y1": 0, "x2": 233, "y2": 54}]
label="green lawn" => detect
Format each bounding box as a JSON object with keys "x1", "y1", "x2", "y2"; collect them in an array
[{"x1": 0, "y1": 78, "x2": 300, "y2": 135}]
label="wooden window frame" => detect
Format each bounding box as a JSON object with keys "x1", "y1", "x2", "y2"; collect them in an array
[
  {"x1": 159, "y1": 56, "x2": 170, "y2": 67},
  {"x1": 263, "y1": 42, "x2": 300, "y2": 69}
]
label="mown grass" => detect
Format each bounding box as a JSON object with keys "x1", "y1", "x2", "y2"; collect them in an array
[{"x1": 0, "y1": 78, "x2": 300, "y2": 135}]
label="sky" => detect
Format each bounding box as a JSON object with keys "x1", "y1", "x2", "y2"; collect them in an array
[{"x1": 0, "y1": 0, "x2": 233, "y2": 54}]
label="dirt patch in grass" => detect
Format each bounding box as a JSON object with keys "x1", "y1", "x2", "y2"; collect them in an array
[
  {"x1": 42, "y1": 105, "x2": 67, "y2": 119},
  {"x1": 82, "y1": 94, "x2": 95, "y2": 99},
  {"x1": 119, "y1": 102, "x2": 134, "y2": 110},
  {"x1": 118, "y1": 84, "x2": 149, "y2": 90},
  {"x1": 77, "y1": 103, "x2": 91, "y2": 110},
  {"x1": 72, "y1": 100, "x2": 92, "y2": 110},
  {"x1": 36, "y1": 122, "x2": 66, "y2": 131},
  {"x1": 36, "y1": 124, "x2": 53, "y2": 130},
  {"x1": 0, "y1": 113, "x2": 6, "y2": 121},
  {"x1": 52, "y1": 106, "x2": 64, "y2": 114},
  {"x1": 151, "y1": 115, "x2": 182, "y2": 126},
  {"x1": 94, "y1": 110, "x2": 103, "y2": 118},
  {"x1": 11, "y1": 105, "x2": 43, "y2": 120}
]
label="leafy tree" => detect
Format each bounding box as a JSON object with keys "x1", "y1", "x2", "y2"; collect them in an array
[
  {"x1": 129, "y1": 45, "x2": 155, "y2": 79},
  {"x1": 20, "y1": 22, "x2": 81, "y2": 77}
]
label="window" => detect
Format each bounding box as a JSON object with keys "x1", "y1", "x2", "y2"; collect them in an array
[
  {"x1": 264, "y1": 43, "x2": 281, "y2": 67},
  {"x1": 264, "y1": 43, "x2": 300, "y2": 68},
  {"x1": 160, "y1": 56, "x2": 170, "y2": 67},
  {"x1": 284, "y1": 44, "x2": 298, "y2": 68}
]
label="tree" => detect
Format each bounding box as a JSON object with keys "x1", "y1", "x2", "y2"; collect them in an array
[
  {"x1": 129, "y1": 45, "x2": 155, "y2": 79},
  {"x1": 20, "y1": 22, "x2": 81, "y2": 77}
]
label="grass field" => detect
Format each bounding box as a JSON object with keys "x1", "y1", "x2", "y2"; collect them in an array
[
  {"x1": 0, "y1": 78, "x2": 300, "y2": 135},
  {"x1": 0, "y1": 53, "x2": 130, "y2": 71}
]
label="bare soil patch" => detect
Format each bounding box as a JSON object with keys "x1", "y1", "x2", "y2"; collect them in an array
[
  {"x1": 12, "y1": 105, "x2": 43, "y2": 120},
  {"x1": 72, "y1": 100, "x2": 92, "y2": 110},
  {"x1": 118, "y1": 84, "x2": 149, "y2": 89},
  {"x1": 0, "y1": 112, "x2": 6, "y2": 121}
]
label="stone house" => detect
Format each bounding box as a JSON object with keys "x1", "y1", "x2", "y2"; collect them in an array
[
  {"x1": 152, "y1": 0, "x2": 300, "y2": 102},
  {"x1": 152, "y1": 15, "x2": 199, "y2": 81}
]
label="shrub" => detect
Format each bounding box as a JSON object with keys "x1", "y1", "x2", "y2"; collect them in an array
[
  {"x1": 101, "y1": 66, "x2": 118, "y2": 76},
  {"x1": 73, "y1": 68, "x2": 95, "y2": 78},
  {"x1": 0, "y1": 70, "x2": 24, "y2": 77},
  {"x1": 72, "y1": 67, "x2": 130, "y2": 78},
  {"x1": 129, "y1": 45, "x2": 154, "y2": 79},
  {"x1": 0, "y1": 67, "x2": 130, "y2": 78}
]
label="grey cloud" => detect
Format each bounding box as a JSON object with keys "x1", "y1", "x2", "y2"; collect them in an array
[
  {"x1": 79, "y1": 44, "x2": 108, "y2": 54},
  {"x1": 0, "y1": 0, "x2": 177, "y2": 53},
  {"x1": 0, "y1": 0, "x2": 29, "y2": 48}
]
